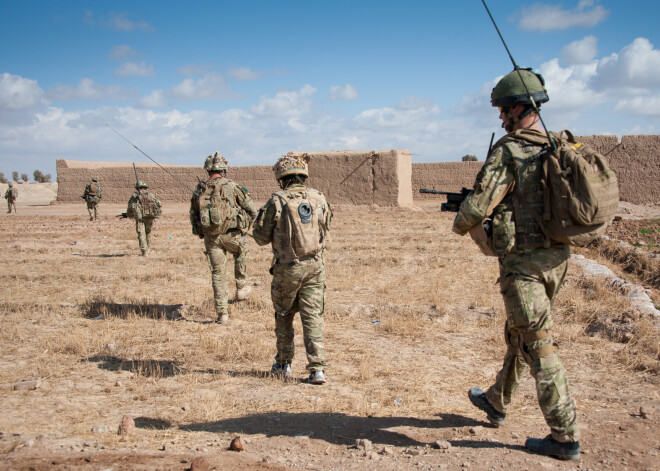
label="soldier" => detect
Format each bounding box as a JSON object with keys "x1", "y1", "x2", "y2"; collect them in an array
[
  {"x1": 4, "y1": 182, "x2": 17, "y2": 213},
  {"x1": 190, "y1": 152, "x2": 257, "y2": 324},
  {"x1": 83, "y1": 176, "x2": 102, "y2": 221},
  {"x1": 452, "y1": 69, "x2": 580, "y2": 461},
  {"x1": 252, "y1": 153, "x2": 332, "y2": 385},
  {"x1": 126, "y1": 181, "x2": 162, "y2": 256}
]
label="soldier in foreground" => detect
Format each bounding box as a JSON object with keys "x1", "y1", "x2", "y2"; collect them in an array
[
  {"x1": 190, "y1": 152, "x2": 257, "y2": 324},
  {"x1": 452, "y1": 69, "x2": 580, "y2": 460},
  {"x1": 83, "y1": 176, "x2": 102, "y2": 221},
  {"x1": 126, "y1": 181, "x2": 162, "y2": 256},
  {"x1": 252, "y1": 153, "x2": 332, "y2": 385},
  {"x1": 4, "y1": 182, "x2": 17, "y2": 213}
]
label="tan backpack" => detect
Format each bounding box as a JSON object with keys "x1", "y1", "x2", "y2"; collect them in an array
[
  {"x1": 198, "y1": 179, "x2": 239, "y2": 235},
  {"x1": 510, "y1": 129, "x2": 619, "y2": 246}
]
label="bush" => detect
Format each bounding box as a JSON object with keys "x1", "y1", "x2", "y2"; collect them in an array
[
  {"x1": 12, "y1": 171, "x2": 19, "y2": 182},
  {"x1": 0, "y1": 173, "x2": 7, "y2": 184},
  {"x1": 21, "y1": 173, "x2": 28, "y2": 182},
  {"x1": 33, "y1": 170, "x2": 52, "y2": 183},
  {"x1": 461, "y1": 154, "x2": 478, "y2": 162}
]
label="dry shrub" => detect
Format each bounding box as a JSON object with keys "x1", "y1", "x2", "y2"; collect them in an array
[{"x1": 592, "y1": 237, "x2": 660, "y2": 289}]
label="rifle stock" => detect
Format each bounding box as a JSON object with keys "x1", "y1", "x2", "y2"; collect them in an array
[{"x1": 419, "y1": 187, "x2": 472, "y2": 212}]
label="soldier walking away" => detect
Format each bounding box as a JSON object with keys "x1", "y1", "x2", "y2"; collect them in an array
[
  {"x1": 452, "y1": 69, "x2": 580, "y2": 461},
  {"x1": 83, "y1": 176, "x2": 102, "y2": 221},
  {"x1": 252, "y1": 153, "x2": 332, "y2": 385},
  {"x1": 190, "y1": 152, "x2": 257, "y2": 325},
  {"x1": 4, "y1": 182, "x2": 17, "y2": 213},
  {"x1": 126, "y1": 181, "x2": 162, "y2": 256}
]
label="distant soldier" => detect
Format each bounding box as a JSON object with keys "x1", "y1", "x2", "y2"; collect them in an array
[
  {"x1": 252, "y1": 153, "x2": 332, "y2": 384},
  {"x1": 190, "y1": 152, "x2": 257, "y2": 324},
  {"x1": 83, "y1": 176, "x2": 102, "y2": 221},
  {"x1": 126, "y1": 181, "x2": 162, "y2": 256},
  {"x1": 4, "y1": 182, "x2": 17, "y2": 213}
]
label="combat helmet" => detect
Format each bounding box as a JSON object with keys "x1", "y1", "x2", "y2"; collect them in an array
[
  {"x1": 8, "y1": 182, "x2": 13, "y2": 187},
  {"x1": 491, "y1": 68, "x2": 549, "y2": 108},
  {"x1": 204, "y1": 152, "x2": 228, "y2": 172},
  {"x1": 92, "y1": 176, "x2": 98, "y2": 182},
  {"x1": 135, "y1": 180, "x2": 148, "y2": 189},
  {"x1": 273, "y1": 152, "x2": 309, "y2": 180}
]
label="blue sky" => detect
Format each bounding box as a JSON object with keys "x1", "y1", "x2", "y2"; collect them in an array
[{"x1": 2, "y1": 0, "x2": 660, "y2": 177}]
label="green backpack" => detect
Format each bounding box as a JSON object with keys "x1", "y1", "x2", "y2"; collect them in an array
[
  {"x1": 507, "y1": 129, "x2": 619, "y2": 246},
  {"x1": 198, "y1": 179, "x2": 239, "y2": 235}
]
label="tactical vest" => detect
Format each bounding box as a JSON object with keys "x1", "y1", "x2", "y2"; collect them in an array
[
  {"x1": 271, "y1": 187, "x2": 329, "y2": 264},
  {"x1": 493, "y1": 140, "x2": 548, "y2": 254},
  {"x1": 198, "y1": 178, "x2": 240, "y2": 236},
  {"x1": 87, "y1": 182, "x2": 99, "y2": 196}
]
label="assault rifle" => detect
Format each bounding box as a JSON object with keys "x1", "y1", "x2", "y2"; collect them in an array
[
  {"x1": 419, "y1": 187, "x2": 472, "y2": 212},
  {"x1": 116, "y1": 212, "x2": 128, "y2": 219}
]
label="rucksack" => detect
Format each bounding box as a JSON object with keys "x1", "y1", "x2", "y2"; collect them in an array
[
  {"x1": 509, "y1": 129, "x2": 619, "y2": 246},
  {"x1": 273, "y1": 188, "x2": 328, "y2": 264},
  {"x1": 138, "y1": 192, "x2": 161, "y2": 218},
  {"x1": 10, "y1": 187, "x2": 18, "y2": 199},
  {"x1": 198, "y1": 178, "x2": 239, "y2": 235}
]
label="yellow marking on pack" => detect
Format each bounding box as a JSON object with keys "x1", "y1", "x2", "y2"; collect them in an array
[{"x1": 572, "y1": 143, "x2": 583, "y2": 150}]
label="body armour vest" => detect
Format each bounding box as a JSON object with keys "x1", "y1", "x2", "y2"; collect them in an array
[{"x1": 492, "y1": 140, "x2": 549, "y2": 254}]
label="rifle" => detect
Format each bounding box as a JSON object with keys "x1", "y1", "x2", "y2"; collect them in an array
[
  {"x1": 116, "y1": 212, "x2": 128, "y2": 219},
  {"x1": 419, "y1": 187, "x2": 472, "y2": 212}
]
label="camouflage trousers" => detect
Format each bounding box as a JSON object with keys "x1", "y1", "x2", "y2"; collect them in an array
[
  {"x1": 86, "y1": 201, "x2": 98, "y2": 220},
  {"x1": 7, "y1": 199, "x2": 16, "y2": 213},
  {"x1": 135, "y1": 218, "x2": 154, "y2": 255},
  {"x1": 204, "y1": 229, "x2": 248, "y2": 315},
  {"x1": 486, "y1": 245, "x2": 580, "y2": 443},
  {"x1": 271, "y1": 258, "x2": 326, "y2": 371}
]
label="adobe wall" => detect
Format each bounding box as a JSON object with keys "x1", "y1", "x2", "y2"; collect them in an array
[
  {"x1": 55, "y1": 149, "x2": 413, "y2": 206},
  {"x1": 412, "y1": 135, "x2": 660, "y2": 206}
]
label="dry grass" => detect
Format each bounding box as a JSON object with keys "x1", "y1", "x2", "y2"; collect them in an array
[
  {"x1": 591, "y1": 236, "x2": 660, "y2": 289},
  {"x1": 0, "y1": 202, "x2": 657, "y2": 453}
]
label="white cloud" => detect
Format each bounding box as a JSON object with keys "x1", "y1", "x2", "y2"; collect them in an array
[
  {"x1": 592, "y1": 38, "x2": 660, "y2": 90},
  {"x1": 0, "y1": 73, "x2": 48, "y2": 110},
  {"x1": 251, "y1": 84, "x2": 317, "y2": 117},
  {"x1": 518, "y1": 0, "x2": 609, "y2": 32},
  {"x1": 110, "y1": 44, "x2": 138, "y2": 61},
  {"x1": 178, "y1": 64, "x2": 211, "y2": 77},
  {"x1": 137, "y1": 90, "x2": 166, "y2": 108},
  {"x1": 115, "y1": 61, "x2": 155, "y2": 77},
  {"x1": 539, "y1": 58, "x2": 602, "y2": 110},
  {"x1": 614, "y1": 95, "x2": 660, "y2": 117},
  {"x1": 47, "y1": 78, "x2": 133, "y2": 101},
  {"x1": 561, "y1": 35, "x2": 598, "y2": 65},
  {"x1": 328, "y1": 84, "x2": 358, "y2": 101},
  {"x1": 168, "y1": 73, "x2": 234, "y2": 100},
  {"x1": 227, "y1": 67, "x2": 261, "y2": 81},
  {"x1": 108, "y1": 12, "x2": 153, "y2": 32}
]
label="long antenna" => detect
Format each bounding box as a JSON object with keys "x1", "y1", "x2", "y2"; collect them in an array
[
  {"x1": 105, "y1": 123, "x2": 198, "y2": 194},
  {"x1": 480, "y1": 0, "x2": 556, "y2": 152}
]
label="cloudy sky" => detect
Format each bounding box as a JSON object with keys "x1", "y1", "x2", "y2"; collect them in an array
[{"x1": 1, "y1": 0, "x2": 660, "y2": 177}]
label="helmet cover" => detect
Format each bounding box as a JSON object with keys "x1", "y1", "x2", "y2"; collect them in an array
[
  {"x1": 273, "y1": 152, "x2": 309, "y2": 179},
  {"x1": 204, "y1": 152, "x2": 228, "y2": 172},
  {"x1": 136, "y1": 180, "x2": 148, "y2": 189},
  {"x1": 491, "y1": 68, "x2": 549, "y2": 108}
]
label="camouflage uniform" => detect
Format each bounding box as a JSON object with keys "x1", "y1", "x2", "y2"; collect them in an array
[
  {"x1": 84, "y1": 178, "x2": 101, "y2": 220},
  {"x1": 453, "y1": 128, "x2": 579, "y2": 444},
  {"x1": 190, "y1": 174, "x2": 257, "y2": 318},
  {"x1": 126, "y1": 184, "x2": 162, "y2": 256},
  {"x1": 4, "y1": 184, "x2": 17, "y2": 213},
  {"x1": 253, "y1": 164, "x2": 332, "y2": 373}
]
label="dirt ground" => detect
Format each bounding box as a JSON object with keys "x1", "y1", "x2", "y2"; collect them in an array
[{"x1": 0, "y1": 198, "x2": 659, "y2": 471}]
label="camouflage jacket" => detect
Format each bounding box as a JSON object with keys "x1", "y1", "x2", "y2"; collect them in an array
[
  {"x1": 84, "y1": 182, "x2": 101, "y2": 201},
  {"x1": 4, "y1": 187, "x2": 17, "y2": 200},
  {"x1": 189, "y1": 176, "x2": 257, "y2": 237},
  {"x1": 453, "y1": 129, "x2": 557, "y2": 256},
  {"x1": 127, "y1": 191, "x2": 162, "y2": 220}
]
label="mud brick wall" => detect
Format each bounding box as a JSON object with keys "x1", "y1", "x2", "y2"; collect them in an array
[
  {"x1": 412, "y1": 135, "x2": 660, "y2": 206},
  {"x1": 56, "y1": 149, "x2": 413, "y2": 206}
]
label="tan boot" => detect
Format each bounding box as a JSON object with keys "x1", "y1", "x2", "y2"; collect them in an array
[
  {"x1": 236, "y1": 285, "x2": 252, "y2": 301},
  {"x1": 216, "y1": 313, "x2": 229, "y2": 324}
]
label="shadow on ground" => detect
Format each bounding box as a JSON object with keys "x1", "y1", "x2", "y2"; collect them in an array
[
  {"x1": 82, "y1": 301, "x2": 189, "y2": 320},
  {"x1": 85, "y1": 355, "x2": 184, "y2": 378},
  {"x1": 178, "y1": 411, "x2": 522, "y2": 450}
]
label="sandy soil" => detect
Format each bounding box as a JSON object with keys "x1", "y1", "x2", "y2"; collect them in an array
[{"x1": 0, "y1": 198, "x2": 658, "y2": 471}]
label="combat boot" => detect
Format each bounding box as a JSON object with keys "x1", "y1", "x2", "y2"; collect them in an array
[
  {"x1": 271, "y1": 362, "x2": 292, "y2": 379},
  {"x1": 525, "y1": 435, "x2": 580, "y2": 461},
  {"x1": 236, "y1": 285, "x2": 252, "y2": 301},
  {"x1": 468, "y1": 387, "x2": 506, "y2": 426},
  {"x1": 308, "y1": 370, "x2": 326, "y2": 384},
  {"x1": 215, "y1": 313, "x2": 229, "y2": 325}
]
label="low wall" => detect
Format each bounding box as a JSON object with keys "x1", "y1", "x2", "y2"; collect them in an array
[
  {"x1": 56, "y1": 149, "x2": 413, "y2": 206},
  {"x1": 412, "y1": 135, "x2": 660, "y2": 206}
]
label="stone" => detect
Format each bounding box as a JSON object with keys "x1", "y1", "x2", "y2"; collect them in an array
[
  {"x1": 91, "y1": 425, "x2": 109, "y2": 434},
  {"x1": 639, "y1": 406, "x2": 651, "y2": 419},
  {"x1": 404, "y1": 447, "x2": 421, "y2": 456},
  {"x1": 356, "y1": 439, "x2": 373, "y2": 451},
  {"x1": 381, "y1": 446, "x2": 395, "y2": 455},
  {"x1": 189, "y1": 457, "x2": 210, "y2": 471},
  {"x1": 14, "y1": 378, "x2": 41, "y2": 391},
  {"x1": 117, "y1": 415, "x2": 135, "y2": 436},
  {"x1": 434, "y1": 440, "x2": 452, "y2": 450},
  {"x1": 230, "y1": 436, "x2": 245, "y2": 452}
]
